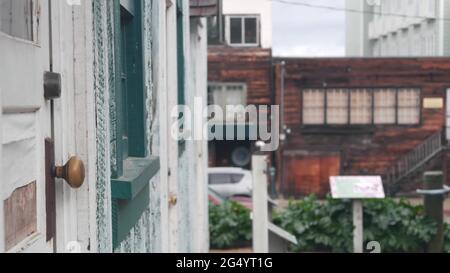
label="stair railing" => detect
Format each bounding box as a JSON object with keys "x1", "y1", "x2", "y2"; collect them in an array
[{"x1": 384, "y1": 130, "x2": 444, "y2": 194}]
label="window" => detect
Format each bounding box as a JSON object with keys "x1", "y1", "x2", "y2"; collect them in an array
[
  {"x1": 374, "y1": 89, "x2": 396, "y2": 124},
  {"x1": 114, "y1": 0, "x2": 146, "y2": 164},
  {"x1": 209, "y1": 173, "x2": 244, "y2": 185},
  {"x1": 208, "y1": 83, "x2": 247, "y2": 123},
  {"x1": 351, "y1": 89, "x2": 372, "y2": 124},
  {"x1": 0, "y1": 0, "x2": 33, "y2": 40},
  {"x1": 398, "y1": 88, "x2": 420, "y2": 124},
  {"x1": 327, "y1": 89, "x2": 348, "y2": 124},
  {"x1": 227, "y1": 15, "x2": 259, "y2": 46},
  {"x1": 302, "y1": 88, "x2": 421, "y2": 126},
  {"x1": 207, "y1": 13, "x2": 223, "y2": 45},
  {"x1": 303, "y1": 89, "x2": 325, "y2": 125},
  {"x1": 230, "y1": 18, "x2": 242, "y2": 44}
]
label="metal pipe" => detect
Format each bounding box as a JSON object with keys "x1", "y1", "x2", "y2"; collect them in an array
[{"x1": 280, "y1": 61, "x2": 286, "y2": 196}]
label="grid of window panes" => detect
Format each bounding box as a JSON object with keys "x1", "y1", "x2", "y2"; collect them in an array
[
  {"x1": 302, "y1": 88, "x2": 421, "y2": 125},
  {"x1": 228, "y1": 16, "x2": 259, "y2": 46},
  {"x1": 303, "y1": 89, "x2": 325, "y2": 125},
  {"x1": 208, "y1": 83, "x2": 248, "y2": 123}
]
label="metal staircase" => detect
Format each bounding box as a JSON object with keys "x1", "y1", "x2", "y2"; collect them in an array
[{"x1": 384, "y1": 130, "x2": 445, "y2": 195}]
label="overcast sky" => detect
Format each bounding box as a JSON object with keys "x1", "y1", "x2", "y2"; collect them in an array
[{"x1": 272, "y1": 0, "x2": 346, "y2": 57}]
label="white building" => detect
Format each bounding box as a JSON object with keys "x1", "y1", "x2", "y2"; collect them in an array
[
  {"x1": 209, "y1": 0, "x2": 272, "y2": 49},
  {"x1": 346, "y1": 0, "x2": 450, "y2": 57}
]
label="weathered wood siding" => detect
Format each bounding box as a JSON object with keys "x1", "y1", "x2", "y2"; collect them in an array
[
  {"x1": 209, "y1": 46, "x2": 273, "y2": 106},
  {"x1": 208, "y1": 46, "x2": 273, "y2": 167},
  {"x1": 275, "y1": 58, "x2": 450, "y2": 197}
]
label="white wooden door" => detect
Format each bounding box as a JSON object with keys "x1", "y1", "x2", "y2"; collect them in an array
[{"x1": 0, "y1": 0, "x2": 55, "y2": 252}]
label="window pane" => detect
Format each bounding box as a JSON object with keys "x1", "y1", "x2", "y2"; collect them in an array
[
  {"x1": 209, "y1": 174, "x2": 232, "y2": 185},
  {"x1": 230, "y1": 174, "x2": 244, "y2": 183},
  {"x1": 230, "y1": 17, "x2": 242, "y2": 44},
  {"x1": 374, "y1": 89, "x2": 396, "y2": 124},
  {"x1": 350, "y1": 89, "x2": 372, "y2": 124},
  {"x1": 303, "y1": 89, "x2": 325, "y2": 125},
  {"x1": 207, "y1": 16, "x2": 220, "y2": 44},
  {"x1": 398, "y1": 89, "x2": 420, "y2": 125},
  {"x1": 0, "y1": 0, "x2": 33, "y2": 40},
  {"x1": 244, "y1": 17, "x2": 257, "y2": 44},
  {"x1": 327, "y1": 89, "x2": 349, "y2": 124}
]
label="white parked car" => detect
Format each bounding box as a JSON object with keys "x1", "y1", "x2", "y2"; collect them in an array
[{"x1": 208, "y1": 167, "x2": 253, "y2": 198}]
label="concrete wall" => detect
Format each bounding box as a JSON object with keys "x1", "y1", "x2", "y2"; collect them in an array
[
  {"x1": 345, "y1": 0, "x2": 372, "y2": 56},
  {"x1": 346, "y1": 0, "x2": 450, "y2": 57}
]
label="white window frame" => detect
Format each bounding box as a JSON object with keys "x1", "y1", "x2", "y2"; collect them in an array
[
  {"x1": 225, "y1": 15, "x2": 260, "y2": 47},
  {"x1": 208, "y1": 82, "x2": 248, "y2": 123},
  {"x1": 302, "y1": 88, "x2": 421, "y2": 126}
]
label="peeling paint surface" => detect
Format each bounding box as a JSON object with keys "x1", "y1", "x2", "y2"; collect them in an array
[
  {"x1": 93, "y1": 0, "x2": 113, "y2": 253},
  {"x1": 92, "y1": 0, "x2": 207, "y2": 253},
  {"x1": 93, "y1": 0, "x2": 161, "y2": 253}
]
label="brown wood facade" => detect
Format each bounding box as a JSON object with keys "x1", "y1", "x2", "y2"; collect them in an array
[
  {"x1": 208, "y1": 46, "x2": 273, "y2": 168},
  {"x1": 274, "y1": 58, "x2": 450, "y2": 197},
  {"x1": 190, "y1": 0, "x2": 218, "y2": 17}
]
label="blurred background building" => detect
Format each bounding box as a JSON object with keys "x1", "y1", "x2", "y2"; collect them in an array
[{"x1": 346, "y1": 0, "x2": 450, "y2": 57}]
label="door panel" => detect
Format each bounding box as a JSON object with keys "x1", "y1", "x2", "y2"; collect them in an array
[
  {"x1": 0, "y1": 0, "x2": 53, "y2": 252},
  {"x1": 284, "y1": 155, "x2": 340, "y2": 197}
]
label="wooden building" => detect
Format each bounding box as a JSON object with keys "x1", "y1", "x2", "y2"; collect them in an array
[
  {"x1": 207, "y1": 0, "x2": 273, "y2": 169},
  {"x1": 208, "y1": 46, "x2": 273, "y2": 168},
  {"x1": 274, "y1": 58, "x2": 450, "y2": 197}
]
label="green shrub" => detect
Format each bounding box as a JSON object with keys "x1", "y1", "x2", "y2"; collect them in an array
[
  {"x1": 273, "y1": 195, "x2": 447, "y2": 253},
  {"x1": 444, "y1": 223, "x2": 450, "y2": 253},
  {"x1": 209, "y1": 201, "x2": 252, "y2": 249}
]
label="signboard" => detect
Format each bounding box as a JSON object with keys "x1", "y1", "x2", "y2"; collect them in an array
[
  {"x1": 330, "y1": 176, "x2": 385, "y2": 199},
  {"x1": 423, "y1": 98, "x2": 443, "y2": 109}
]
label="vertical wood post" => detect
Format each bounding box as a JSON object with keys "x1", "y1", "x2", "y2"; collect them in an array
[
  {"x1": 353, "y1": 200, "x2": 363, "y2": 253},
  {"x1": 424, "y1": 171, "x2": 444, "y2": 253},
  {"x1": 252, "y1": 154, "x2": 269, "y2": 253},
  {"x1": 0, "y1": 89, "x2": 3, "y2": 252}
]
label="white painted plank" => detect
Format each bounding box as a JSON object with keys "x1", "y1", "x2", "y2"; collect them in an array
[
  {"x1": 252, "y1": 154, "x2": 269, "y2": 253},
  {"x1": 0, "y1": 88, "x2": 4, "y2": 252},
  {"x1": 73, "y1": 0, "x2": 98, "y2": 253},
  {"x1": 191, "y1": 18, "x2": 209, "y2": 253},
  {"x1": 166, "y1": 1, "x2": 179, "y2": 253},
  {"x1": 154, "y1": 0, "x2": 170, "y2": 253},
  {"x1": 353, "y1": 200, "x2": 364, "y2": 253}
]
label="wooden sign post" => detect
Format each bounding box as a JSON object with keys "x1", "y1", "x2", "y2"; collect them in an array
[{"x1": 330, "y1": 176, "x2": 385, "y2": 253}]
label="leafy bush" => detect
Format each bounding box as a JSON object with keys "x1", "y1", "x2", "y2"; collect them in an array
[
  {"x1": 444, "y1": 223, "x2": 450, "y2": 253},
  {"x1": 209, "y1": 201, "x2": 252, "y2": 249},
  {"x1": 273, "y1": 195, "x2": 448, "y2": 253}
]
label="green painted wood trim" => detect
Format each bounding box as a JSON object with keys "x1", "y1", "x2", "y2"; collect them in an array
[
  {"x1": 179, "y1": 140, "x2": 186, "y2": 157},
  {"x1": 125, "y1": 0, "x2": 146, "y2": 157},
  {"x1": 112, "y1": 0, "x2": 124, "y2": 178},
  {"x1": 111, "y1": 157, "x2": 160, "y2": 200},
  {"x1": 112, "y1": 184, "x2": 150, "y2": 249}
]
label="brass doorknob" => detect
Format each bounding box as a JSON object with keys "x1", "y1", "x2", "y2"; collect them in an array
[{"x1": 55, "y1": 156, "x2": 86, "y2": 189}]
